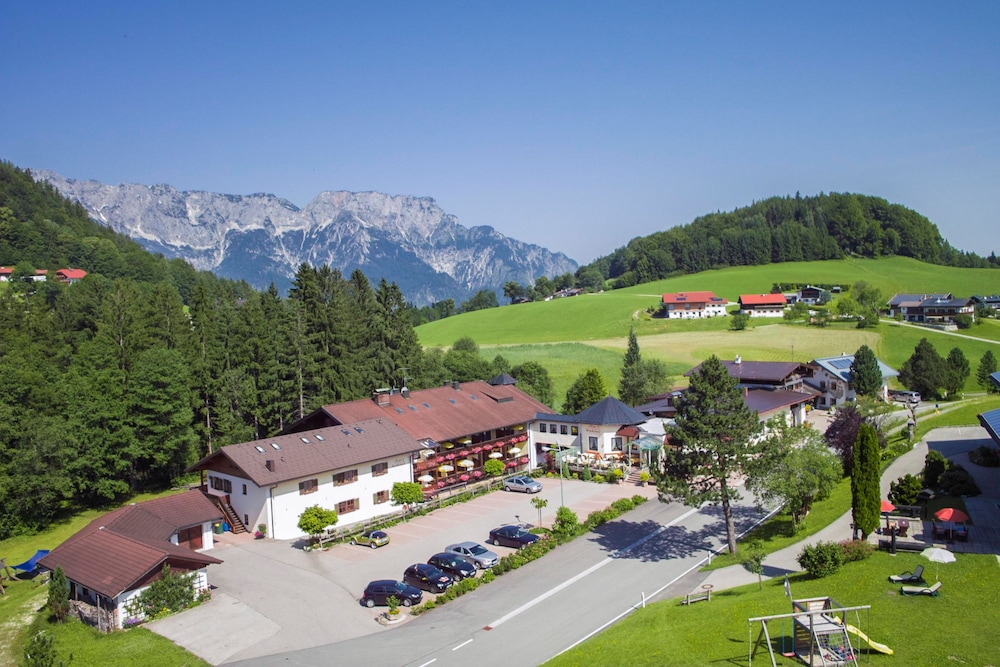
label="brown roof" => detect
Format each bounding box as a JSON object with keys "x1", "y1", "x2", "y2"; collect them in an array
[
  {"x1": 289, "y1": 381, "x2": 551, "y2": 444},
  {"x1": 743, "y1": 389, "x2": 815, "y2": 416},
  {"x1": 685, "y1": 360, "x2": 806, "y2": 384},
  {"x1": 38, "y1": 490, "x2": 223, "y2": 599},
  {"x1": 189, "y1": 418, "x2": 423, "y2": 486}
]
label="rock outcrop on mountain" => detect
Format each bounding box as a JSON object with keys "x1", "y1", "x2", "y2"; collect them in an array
[{"x1": 36, "y1": 170, "x2": 577, "y2": 304}]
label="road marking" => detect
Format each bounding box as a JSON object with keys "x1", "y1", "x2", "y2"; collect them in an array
[
  {"x1": 417, "y1": 660, "x2": 436, "y2": 667},
  {"x1": 452, "y1": 639, "x2": 473, "y2": 651},
  {"x1": 485, "y1": 507, "x2": 699, "y2": 629}
]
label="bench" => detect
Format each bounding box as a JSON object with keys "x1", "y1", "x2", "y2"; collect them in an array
[
  {"x1": 681, "y1": 585, "x2": 713, "y2": 605},
  {"x1": 893, "y1": 505, "x2": 923, "y2": 518},
  {"x1": 878, "y1": 538, "x2": 925, "y2": 553}
]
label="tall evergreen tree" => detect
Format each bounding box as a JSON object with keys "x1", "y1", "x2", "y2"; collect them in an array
[
  {"x1": 511, "y1": 361, "x2": 554, "y2": 407},
  {"x1": 657, "y1": 356, "x2": 762, "y2": 554},
  {"x1": 851, "y1": 423, "x2": 881, "y2": 539},
  {"x1": 618, "y1": 326, "x2": 645, "y2": 406},
  {"x1": 944, "y1": 347, "x2": 970, "y2": 397},
  {"x1": 898, "y1": 337, "x2": 947, "y2": 399},
  {"x1": 978, "y1": 350, "x2": 999, "y2": 394},
  {"x1": 849, "y1": 344, "x2": 882, "y2": 397},
  {"x1": 562, "y1": 369, "x2": 607, "y2": 414}
]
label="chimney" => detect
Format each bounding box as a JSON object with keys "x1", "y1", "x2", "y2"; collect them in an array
[
  {"x1": 373, "y1": 388, "x2": 391, "y2": 406},
  {"x1": 734, "y1": 355, "x2": 741, "y2": 365},
  {"x1": 265, "y1": 459, "x2": 275, "y2": 472},
  {"x1": 452, "y1": 380, "x2": 460, "y2": 390}
]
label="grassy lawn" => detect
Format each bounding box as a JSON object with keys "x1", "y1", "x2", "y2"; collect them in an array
[{"x1": 545, "y1": 551, "x2": 1000, "y2": 667}]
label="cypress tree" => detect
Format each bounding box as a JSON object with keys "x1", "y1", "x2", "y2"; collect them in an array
[{"x1": 851, "y1": 423, "x2": 881, "y2": 539}]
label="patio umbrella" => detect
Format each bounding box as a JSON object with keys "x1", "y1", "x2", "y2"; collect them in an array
[
  {"x1": 508, "y1": 447, "x2": 521, "y2": 455},
  {"x1": 489, "y1": 451, "x2": 503, "y2": 458},
  {"x1": 920, "y1": 546, "x2": 956, "y2": 581},
  {"x1": 438, "y1": 464, "x2": 454, "y2": 473},
  {"x1": 934, "y1": 507, "x2": 969, "y2": 523},
  {"x1": 417, "y1": 474, "x2": 434, "y2": 483},
  {"x1": 457, "y1": 459, "x2": 475, "y2": 468},
  {"x1": 880, "y1": 500, "x2": 896, "y2": 513}
]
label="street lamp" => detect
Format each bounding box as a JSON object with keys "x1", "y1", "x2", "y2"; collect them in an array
[{"x1": 542, "y1": 446, "x2": 565, "y2": 508}]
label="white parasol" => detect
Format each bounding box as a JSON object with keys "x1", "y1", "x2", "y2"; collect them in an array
[{"x1": 920, "y1": 546, "x2": 956, "y2": 580}]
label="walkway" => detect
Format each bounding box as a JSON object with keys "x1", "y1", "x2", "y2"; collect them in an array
[{"x1": 688, "y1": 425, "x2": 1000, "y2": 593}]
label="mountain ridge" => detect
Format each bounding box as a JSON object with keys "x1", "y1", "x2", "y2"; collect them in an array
[{"x1": 35, "y1": 170, "x2": 578, "y2": 305}]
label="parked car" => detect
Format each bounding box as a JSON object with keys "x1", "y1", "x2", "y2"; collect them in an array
[
  {"x1": 445, "y1": 541, "x2": 499, "y2": 569},
  {"x1": 889, "y1": 389, "x2": 921, "y2": 404},
  {"x1": 488, "y1": 524, "x2": 540, "y2": 549},
  {"x1": 350, "y1": 530, "x2": 390, "y2": 549},
  {"x1": 403, "y1": 563, "x2": 454, "y2": 593},
  {"x1": 428, "y1": 552, "x2": 477, "y2": 581},
  {"x1": 503, "y1": 475, "x2": 543, "y2": 493},
  {"x1": 360, "y1": 580, "x2": 423, "y2": 608}
]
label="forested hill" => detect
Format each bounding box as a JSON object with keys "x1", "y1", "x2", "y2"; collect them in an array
[{"x1": 582, "y1": 193, "x2": 996, "y2": 289}]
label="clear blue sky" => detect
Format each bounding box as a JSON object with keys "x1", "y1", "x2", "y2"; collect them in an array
[{"x1": 3, "y1": 2, "x2": 998, "y2": 264}]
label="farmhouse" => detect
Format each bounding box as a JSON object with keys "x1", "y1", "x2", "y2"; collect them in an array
[
  {"x1": 37, "y1": 490, "x2": 222, "y2": 630},
  {"x1": 972, "y1": 294, "x2": 1000, "y2": 312},
  {"x1": 885, "y1": 293, "x2": 976, "y2": 325},
  {"x1": 660, "y1": 291, "x2": 728, "y2": 319},
  {"x1": 738, "y1": 293, "x2": 787, "y2": 317},
  {"x1": 0, "y1": 266, "x2": 87, "y2": 283},
  {"x1": 806, "y1": 353, "x2": 898, "y2": 408},
  {"x1": 685, "y1": 357, "x2": 811, "y2": 392}
]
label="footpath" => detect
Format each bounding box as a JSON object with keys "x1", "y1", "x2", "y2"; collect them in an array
[{"x1": 683, "y1": 425, "x2": 999, "y2": 594}]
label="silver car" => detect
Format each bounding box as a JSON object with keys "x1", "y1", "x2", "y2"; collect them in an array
[
  {"x1": 503, "y1": 475, "x2": 542, "y2": 494},
  {"x1": 445, "y1": 541, "x2": 499, "y2": 569}
]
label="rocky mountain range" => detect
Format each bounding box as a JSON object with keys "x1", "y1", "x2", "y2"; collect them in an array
[{"x1": 36, "y1": 170, "x2": 578, "y2": 305}]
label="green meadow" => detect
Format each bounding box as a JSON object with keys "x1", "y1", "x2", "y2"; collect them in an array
[{"x1": 417, "y1": 257, "x2": 1000, "y2": 404}]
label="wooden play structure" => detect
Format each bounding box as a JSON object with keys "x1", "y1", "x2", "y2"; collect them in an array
[{"x1": 748, "y1": 597, "x2": 889, "y2": 666}]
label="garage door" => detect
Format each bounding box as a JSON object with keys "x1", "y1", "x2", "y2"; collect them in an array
[{"x1": 177, "y1": 526, "x2": 203, "y2": 550}]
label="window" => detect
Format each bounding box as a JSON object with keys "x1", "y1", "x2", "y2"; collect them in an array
[
  {"x1": 371, "y1": 462, "x2": 388, "y2": 477},
  {"x1": 373, "y1": 490, "x2": 389, "y2": 505},
  {"x1": 539, "y1": 423, "x2": 547, "y2": 433},
  {"x1": 210, "y1": 476, "x2": 233, "y2": 494},
  {"x1": 560, "y1": 425, "x2": 568, "y2": 435},
  {"x1": 298, "y1": 479, "x2": 318, "y2": 495},
  {"x1": 549, "y1": 424, "x2": 557, "y2": 433},
  {"x1": 571, "y1": 426, "x2": 579, "y2": 436},
  {"x1": 337, "y1": 498, "x2": 359, "y2": 514},
  {"x1": 333, "y1": 469, "x2": 358, "y2": 486},
  {"x1": 243, "y1": 514, "x2": 249, "y2": 525},
  {"x1": 613, "y1": 437, "x2": 623, "y2": 451},
  {"x1": 242, "y1": 483, "x2": 247, "y2": 495},
  {"x1": 589, "y1": 437, "x2": 599, "y2": 451}
]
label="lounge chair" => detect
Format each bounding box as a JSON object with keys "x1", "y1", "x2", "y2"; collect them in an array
[
  {"x1": 888, "y1": 564, "x2": 924, "y2": 584},
  {"x1": 901, "y1": 581, "x2": 942, "y2": 597}
]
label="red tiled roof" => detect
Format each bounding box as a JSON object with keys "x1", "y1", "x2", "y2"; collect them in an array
[
  {"x1": 739, "y1": 293, "x2": 787, "y2": 306},
  {"x1": 56, "y1": 268, "x2": 87, "y2": 280},
  {"x1": 189, "y1": 418, "x2": 422, "y2": 486},
  {"x1": 307, "y1": 381, "x2": 550, "y2": 444},
  {"x1": 38, "y1": 490, "x2": 223, "y2": 599},
  {"x1": 661, "y1": 291, "x2": 724, "y2": 305}
]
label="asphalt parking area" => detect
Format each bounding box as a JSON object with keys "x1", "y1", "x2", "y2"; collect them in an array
[{"x1": 149, "y1": 478, "x2": 657, "y2": 664}]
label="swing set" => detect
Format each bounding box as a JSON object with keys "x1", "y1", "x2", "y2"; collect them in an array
[{"x1": 748, "y1": 597, "x2": 881, "y2": 666}]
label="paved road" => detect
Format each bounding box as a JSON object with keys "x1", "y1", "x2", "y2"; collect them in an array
[{"x1": 227, "y1": 493, "x2": 771, "y2": 667}]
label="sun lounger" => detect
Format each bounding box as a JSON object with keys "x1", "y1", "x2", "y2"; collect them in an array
[
  {"x1": 900, "y1": 581, "x2": 942, "y2": 597},
  {"x1": 888, "y1": 564, "x2": 924, "y2": 584}
]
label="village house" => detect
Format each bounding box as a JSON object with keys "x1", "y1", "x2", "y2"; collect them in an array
[
  {"x1": 738, "y1": 293, "x2": 787, "y2": 317},
  {"x1": 37, "y1": 490, "x2": 223, "y2": 631},
  {"x1": 885, "y1": 293, "x2": 976, "y2": 325},
  {"x1": 659, "y1": 291, "x2": 728, "y2": 319},
  {"x1": 0, "y1": 267, "x2": 87, "y2": 283},
  {"x1": 806, "y1": 353, "x2": 898, "y2": 408},
  {"x1": 533, "y1": 396, "x2": 650, "y2": 468}
]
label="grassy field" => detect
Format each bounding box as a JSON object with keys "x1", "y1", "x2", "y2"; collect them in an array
[{"x1": 545, "y1": 551, "x2": 1000, "y2": 667}]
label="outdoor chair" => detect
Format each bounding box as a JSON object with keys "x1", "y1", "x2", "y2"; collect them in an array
[
  {"x1": 932, "y1": 522, "x2": 948, "y2": 539},
  {"x1": 900, "y1": 581, "x2": 942, "y2": 597},
  {"x1": 954, "y1": 524, "x2": 968, "y2": 542},
  {"x1": 888, "y1": 564, "x2": 924, "y2": 584}
]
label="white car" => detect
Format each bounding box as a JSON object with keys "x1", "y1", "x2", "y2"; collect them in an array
[
  {"x1": 445, "y1": 541, "x2": 499, "y2": 569},
  {"x1": 503, "y1": 475, "x2": 542, "y2": 494}
]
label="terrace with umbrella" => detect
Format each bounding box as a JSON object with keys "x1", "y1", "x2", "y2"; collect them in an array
[{"x1": 932, "y1": 507, "x2": 969, "y2": 542}]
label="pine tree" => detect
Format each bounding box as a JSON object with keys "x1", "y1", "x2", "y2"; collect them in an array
[
  {"x1": 898, "y1": 338, "x2": 947, "y2": 399},
  {"x1": 849, "y1": 344, "x2": 882, "y2": 397},
  {"x1": 618, "y1": 326, "x2": 645, "y2": 406},
  {"x1": 851, "y1": 423, "x2": 881, "y2": 539},
  {"x1": 658, "y1": 356, "x2": 762, "y2": 554},
  {"x1": 944, "y1": 347, "x2": 970, "y2": 397},
  {"x1": 562, "y1": 369, "x2": 607, "y2": 414},
  {"x1": 977, "y1": 350, "x2": 999, "y2": 394},
  {"x1": 47, "y1": 566, "x2": 70, "y2": 622}
]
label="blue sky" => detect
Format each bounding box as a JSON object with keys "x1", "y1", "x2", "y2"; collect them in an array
[{"x1": 2, "y1": 2, "x2": 998, "y2": 264}]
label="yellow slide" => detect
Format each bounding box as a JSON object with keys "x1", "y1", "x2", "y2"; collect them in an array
[{"x1": 843, "y1": 624, "x2": 893, "y2": 655}]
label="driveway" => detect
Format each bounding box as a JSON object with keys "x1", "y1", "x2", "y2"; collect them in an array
[{"x1": 149, "y1": 477, "x2": 658, "y2": 665}]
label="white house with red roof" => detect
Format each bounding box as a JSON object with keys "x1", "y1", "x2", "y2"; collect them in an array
[
  {"x1": 0, "y1": 267, "x2": 87, "y2": 283},
  {"x1": 660, "y1": 291, "x2": 728, "y2": 319},
  {"x1": 738, "y1": 293, "x2": 787, "y2": 317}
]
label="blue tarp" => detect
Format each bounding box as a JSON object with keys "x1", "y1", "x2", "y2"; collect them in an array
[{"x1": 10, "y1": 549, "x2": 50, "y2": 572}]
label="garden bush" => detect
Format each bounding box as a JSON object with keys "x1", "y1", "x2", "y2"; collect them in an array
[
  {"x1": 838, "y1": 539, "x2": 874, "y2": 563},
  {"x1": 593, "y1": 474, "x2": 605, "y2": 484},
  {"x1": 797, "y1": 541, "x2": 844, "y2": 578},
  {"x1": 581, "y1": 467, "x2": 592, "y2": 482},
  {"x1": 938, "y1": 465, "x2": 980, "y2": 496},
  {"x1": 969, "y1": 445, "x2": 1000, "y2": 467},
  {"x1": 553, "y1": 506, "x2": 579, "y2": 535},
  {"x1": 888, "y1": 473, "x2": 922, "y2": 505},
  {"x1": 611, "y1": 498, "x2": 635, "y2": 513},
  {"x1": 923, "y1": 450, "x2": 948, "y2": 488}
]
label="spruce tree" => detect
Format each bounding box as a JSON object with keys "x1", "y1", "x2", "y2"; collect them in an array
[
  {"x1": 898, "y1": 338, "x2": 947, "y2": 399},
  {"x1": 851, "y1": 423, "x2": 881, "y2": 539},
  {"x1": 944, "y1": 347, "x2": 970, "y2": 397},
  {"x1": 849, "y1": 344, "x2": 882, "y2": 397},
  {"x1": 618, "y1": 326, "x2": 645, "y2": 406},
  {"x1": 47, "y1": 566, "x2": 70, "y2": 623},
  {"x1": 562, "y1": 369, "x2": 607, "y2": 414},
  {"x1": 977, "y1": 350, "x2": 998, "y2": 394}
]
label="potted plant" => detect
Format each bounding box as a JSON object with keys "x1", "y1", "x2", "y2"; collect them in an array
[
  {"x1": 639, "y1": 471, "x2": 650, "y2": 487},
  {"x1": 255, "y1": 524, "x2": 267, "y2": 539},
  {"x1": 385, "y1": 595, "x2": 402, "y2": 622}
]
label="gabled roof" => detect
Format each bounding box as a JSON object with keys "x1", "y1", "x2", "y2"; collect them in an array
[
  {"x1": 811, "y1": 354, "x2": 898, "y2": 382},
  {"x1": 990, "y1": 371, "x2": 1000, "y2": 389},
  {"x1": 289, "y1": 381, "x2": 550, "y2": 444},
  {"x1": 979, "y1": 407, "x2": 1000, "y2": 445},
  {"x1": 661, "y1": 291, "x2": 725, "y2": 305},
  {"x1": 916, "y1": 296, "x2": 972, "y2": 308},
  {"x1": 575, "y1": 396, "x2": 647, "y2": 426},
  {"x1": 189, "y1": 418, "x2": 422, "y2": 486},
  {"x1": 743, "y1": 389, "x2": 814, "y2": 416},
  {"x1": 56, "y1": 268, "x2": 87, "y2": 280},
  {"x1": 739, "y1": 293, "x2": 787, "y2": 306},
  {"x1": 887, "y1": 293, "x2": 951, "y2": 307},
  {"x1": 38, "y1": 490, "x2": 223, "y2": 599},
  {"x1": 685, "y1": 359, "x2": 806, "y2": 383}
]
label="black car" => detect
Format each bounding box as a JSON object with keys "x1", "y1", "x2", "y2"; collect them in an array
[
  {"x1": 488, "y1": 525, "x2": 540, "y2": 549},
  {"x1": 427, "y1": 552, "x2": 477, "y2": 581},
  {"x1": 360, "y1": 580, "x2": 423, "y2": 608},
  {"x1": 402, "y1": 563, "x2": 454, "y2": 593}
]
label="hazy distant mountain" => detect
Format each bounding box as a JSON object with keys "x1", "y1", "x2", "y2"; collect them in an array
[{"x1": 36, "y1": 170, "x2": 578, "y2": 305}]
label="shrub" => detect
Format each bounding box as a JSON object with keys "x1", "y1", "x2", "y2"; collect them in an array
[
  {"x1": 632, "y1": 494, "x2": 647, "y2": 505},
  {"x1": 480, "y1": 569, "x2": 496, "y2": 584},
  {"x1": 797, "y1": 541, "x2": 844, "y2": 578},
  {"x1": 611, "y1": 468, "x2": 624, "y2": 483},
  {"x1": 969, "y1": 445, "x2": 1000, "y2": 467},
  {"x1": 611, "y1": 498, "x2": 635, "y2": 513},
  {"x1": 581, "y1": 467, "x2": 593, "y2": 482},
  {"x1": 126, "y1": 564, "x2": 196, "y2": 620},
  {"x1": 938, "y1": 465, "x2": 980, "y2": 496},
  {"x1": 838, "y1": 539, "x2": 874, "y2": 563},
  {"x1": 553, "y1": 506, "x2": 579, "y2": 535},
  {"x1": 593, "y1": 474, "x2": 605, "y2": 484},
  {"x1": 47, "y1": 566, "x2": 70, "y2": 623},
  {"x1": 923, "y1": 450, "x2": 948, "y2": 488},
  {"x1": 889, "y1": 473, "x2": 922, "y2": 505}
]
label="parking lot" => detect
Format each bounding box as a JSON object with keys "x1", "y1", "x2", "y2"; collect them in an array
[{"x1": 149, "y1": 477, "x2": 658, "y2": 665}]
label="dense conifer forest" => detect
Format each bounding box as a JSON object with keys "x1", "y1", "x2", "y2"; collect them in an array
[{"x1": 581, "y1": 193, "x2": 998, "y2": 289}]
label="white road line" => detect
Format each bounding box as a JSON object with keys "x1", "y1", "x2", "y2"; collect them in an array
[
  {"x1": 417, "y1": 660, "x2": 436, "y2": 667},
  {"x1": 452, "y1": 639, "x2": 473, "y2": 651},
  {"x1": 485, "y1": 508, "x2": 699, "y2": 629}
]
